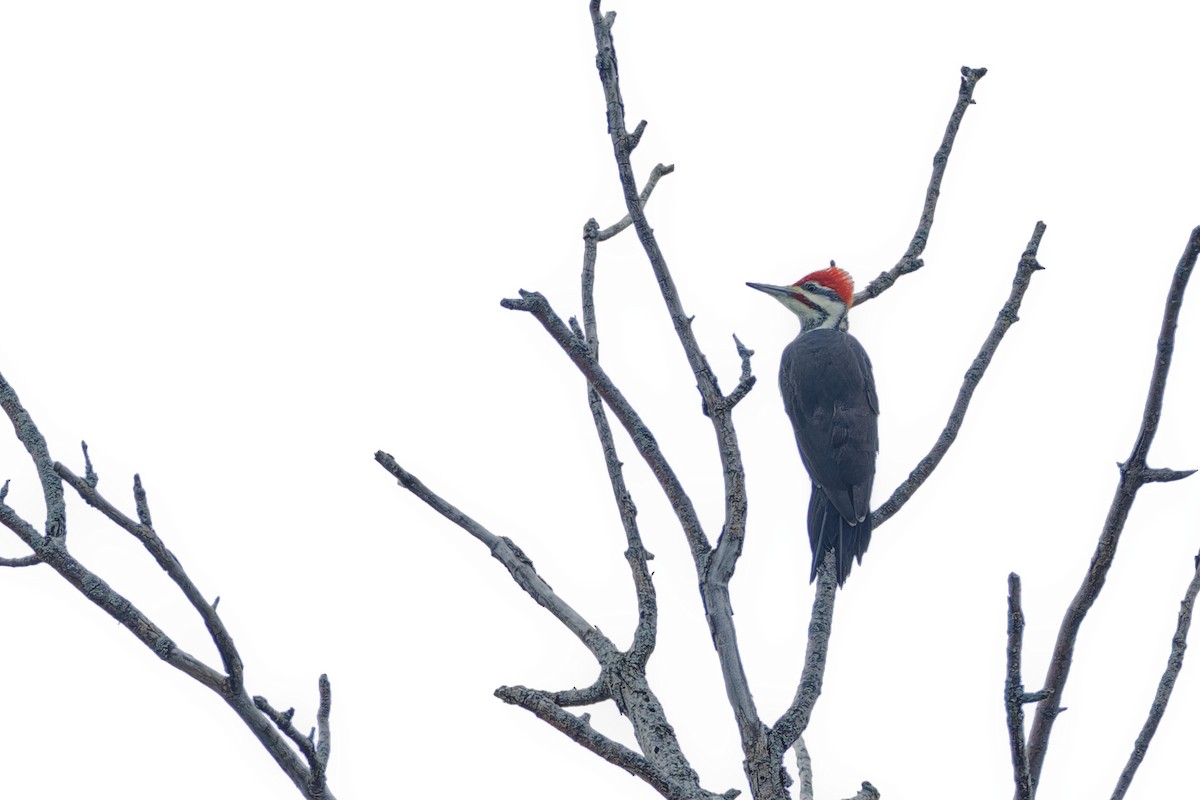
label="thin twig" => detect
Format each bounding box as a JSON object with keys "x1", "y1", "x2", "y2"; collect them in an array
[
  {"x1": 582, "y1": 176, "x2": 661, "y2": 668},
  {"x1": 1005, "y1": 573, "x2": 1033, "y2": 800},
  {"x1": 855, "y1": 66, "x2": 988, "y2": 306},
  {"x1": 794, "y1": 735, "x2": 814, "y2": 800},
  {"x1": 587, "y1": 373, "x2": 659, "y2": 663},
  {"x1": 254, "y1": 695, "x2": 317, "y2": 763},
  {"x1": 589, "y1": 4, "x2": 720, "y2": 399},
  {"x1": 81, "y1": 440, "x2": 98, "y2": 487},
  {"x1": 1140, "y1": 467, "x2": 1196, "y2": 483},
  {"x1": 872, "y1": 220, "x2": 1047, "y2": 528},
  {"x1": 374, "y1": 451, "x2": 614, "y2": 659},
  {"x1": 0, "y1": 494, "x2": 227, "y2": 690},
  {"x1": 1109, "y1": 552, "x2": 1200, "y2": 800},
  {"x1": 212, "y1": 692, "x2": 335, "y2": 800},
  {"x1": 314, "y1": 674, "x2": 332, "y2": 787},
  {"x1": 55, "y1": 461, "x2": 245, "y2": 688},
  {"x1": 0, "y1": 476, "x2": 38, "y2": 572},
  {"x1": 726, "y1": 335, "x2": 756, "y2": 410},
  {"x1": 500, "y1": 291, "x2": 709, "y2": 559},
  {"x1": 133, "y1": 473, "x2": 153, "y2": 527},
  {"x1": 596, "y1": 162, "x2": 675, "y2": 241},
  {"x1": 1026, "y1": 225, "x2": 1200, "y2": 790}
]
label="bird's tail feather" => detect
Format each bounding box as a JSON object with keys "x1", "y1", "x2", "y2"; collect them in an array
[{"x1": 807, "y1": 487, "x2": 873, "y2": 587}]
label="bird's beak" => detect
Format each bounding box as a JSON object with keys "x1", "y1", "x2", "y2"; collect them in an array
[{"x1": 746, "y1": 282, "x2": 796, "y2": 298}]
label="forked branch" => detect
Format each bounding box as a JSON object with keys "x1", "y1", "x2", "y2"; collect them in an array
[
  {"x1": 387, "y1": 4, "x2": 1047, "y2": 799},
  {"x1": 379, "y1": 97, "x2": 731, "y2": 797},
  {"x1": 586, "y1": 6, "x2": 768, "y2": 780},
  {"x1": 501, "y1": 289, "x2": 709, "y2": 558},
  {"x1": 494, "y1": 685, "x2": 733, "y2": 800},
  {"x1": 254, "y1": 675, "x2": 334, "y2": 797},
  {"x1": 0, "y1": 369, "x2": 65, "y2": 538},
  {"x1": 375, "y1": 446, "x2": 721, "y2": 798},
  {"x1": 1025, "y1": 225, "x2": 1200, "y2": 791},
  {"x1": 0, "y1": 371, "x2": 335, "y2": 800},
  {"x1": 55, "y1": 462, "x2": 246, "y2": 686},
  {"x1": 587, "y1": 1, "x2": 751, "y2": 571},
  {"x1": 581, "y1": 162, "x2": 674, "y2": 666}
]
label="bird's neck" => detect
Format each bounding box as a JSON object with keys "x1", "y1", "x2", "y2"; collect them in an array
[{"x1": 800, "y1": 308, "x2": 849, "y2": 332}]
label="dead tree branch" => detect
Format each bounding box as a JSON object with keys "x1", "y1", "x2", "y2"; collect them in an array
[
  {"x1": 873, "y1": 221, "x2": 1046, "y2": 528},
  {"x1": 254, "y1": 674, "x2": 333, "y2": 798},
  {"x1": 382, "y1": 4, "x2": 1032, "y2": 799},
  {"x1": 1005, "y1": 573, "x2": 1033, "y2": 800},
  {"x1": 595, "y1": 162, "x2": 675, "y2": 241},
  {"x1": 586, "y1": 6, "x2": 772, "y2": 792},
  {"x1": 374, "y1": 452, "x2": 613, "y2": 654},
  {"x1": 581, "y1": 164, "x2": 672, "y2": 667},
  {"x1": 55, "y1": 462, "x2": 246, "y2": 686},
  {"x1": 375, "y1": 448, "x2": 724, "y2": 798},
  {"x1": 771, "y1": 550, "x2": 837, "y2": 752},
  {"x1": 501, "y1": 289, "x2": 710, "y2": 557},
  {"x1": 378, "y1": 137, "x2": 737, "y2": 798},
  {"x1": 1025, "y1": 225, "x2": 1200, "y2": 791},
  {"x1": 0, "y1": 477, "x2": 39, "y2": 568},
  {"x1": 854, "y1": 66, "x2": 988, "y2": 305},
  {"x1": 1110, "y1": 550, "x2": 1200, "y2": 800},
  {"x1": 0, "y1": 371, "x2": 335, "y2": 800},
  {"x1": 0, "y1": 366, "x2": 66, "y2": 538},
  {"x1": 793, "y1": 736, "x2": 814, "y2": 800},
  {"x1": 495, "y1": 686, "x2": 733, "y2": 800}
]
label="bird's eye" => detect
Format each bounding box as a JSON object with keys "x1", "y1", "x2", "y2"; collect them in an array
[{"x1": 803, "y1": 282, "x2": 817, "y2": 291}]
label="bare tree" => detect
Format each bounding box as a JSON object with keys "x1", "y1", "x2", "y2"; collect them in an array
[
  {"x1": 0, "y1": 388, "x2": 336, "y2": 798},
  {"x1": 3, "y1": 3, "x2": 1196, "y2": 799},
  {"x1": 378, "y1": 3, "x2": 1200, "y2": 799},
  {"x1": 1005, "y1": 227, "x2": 1200, "y2": 800}
]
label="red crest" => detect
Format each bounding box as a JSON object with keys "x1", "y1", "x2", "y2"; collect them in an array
[{"x1": 793, "y1": 266, "x2": 855, "y2": 307}]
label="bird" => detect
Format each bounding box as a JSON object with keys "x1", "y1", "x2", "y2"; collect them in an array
[{"x1": 747, "y1": 263, "x2": 879, "y2": 587}]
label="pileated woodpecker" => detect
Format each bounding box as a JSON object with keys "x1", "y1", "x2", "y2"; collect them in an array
[{"x1": 747, "y1": 264, "x2": 879, "y2": 587}]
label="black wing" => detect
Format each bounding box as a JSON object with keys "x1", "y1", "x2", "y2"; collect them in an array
[{"x1": 780, "y1": 328, "x2": 879, "y2": 526}]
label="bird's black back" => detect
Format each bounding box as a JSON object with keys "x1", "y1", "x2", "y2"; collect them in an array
[{"x1": 779, "y1": 328, "x2": 879, "y2": 585}]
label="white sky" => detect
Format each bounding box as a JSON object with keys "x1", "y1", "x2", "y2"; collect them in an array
[{"x1": 1, "y1": 2, "x2": 1198, "y2": 798}]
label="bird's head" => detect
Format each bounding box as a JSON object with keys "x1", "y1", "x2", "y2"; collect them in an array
[{"x1": 747, "y1": 263, "x2": 856, "y2": 331}]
